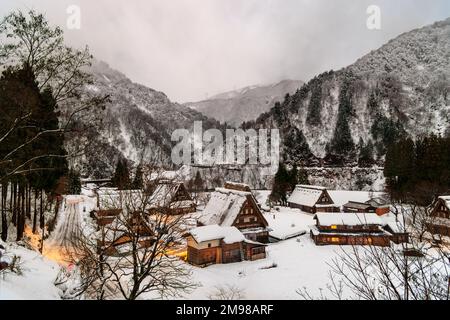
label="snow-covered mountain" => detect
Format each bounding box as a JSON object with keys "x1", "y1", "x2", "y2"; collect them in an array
[
  {"x1": 248, "y1": 18, "x2": 450, "y2": 165},
  {"x1": 66, "y1": 60, "x2": 221, "y2": 178},
  {"x1": 185, "y1": 80, "x2": 303, "y2": 127}
]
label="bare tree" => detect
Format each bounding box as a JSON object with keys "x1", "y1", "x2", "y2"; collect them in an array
[
  {"x1": 70, "y1": 171, "x2": 197, "y2": 300},
  {"x1": 208, "y1": 285, "x2": 246, "y2": 300}
]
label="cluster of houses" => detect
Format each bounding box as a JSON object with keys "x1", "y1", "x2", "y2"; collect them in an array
[
  {"x1": 287, "y1": 185, "x2": 408, "y2": 247},
  {"x1": 90, "y1": 181, "x2": 197, "y2": 256},
  {"x1": 87, "y1": 176, "x2": 450, "y2": 267}
]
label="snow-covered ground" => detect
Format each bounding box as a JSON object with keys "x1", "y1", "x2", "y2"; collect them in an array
[
  {"x1": 0, "y1": 188, "x2": 404, "y2": 300},
  {"x1": 184, "y1": 233, "x2": 345, "y2": 300},
  {"x1": 173, "y1": 189, "x2": 387, "y2": 300},
  {"x1": 0, "y1": 241, "x2": 62, "y2": 300}
]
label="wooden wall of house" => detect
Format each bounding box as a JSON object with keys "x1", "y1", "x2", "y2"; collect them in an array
[
  {"x1": 233, "y1": 197, "x2": 267, "y2": 230},
  {"x1": 173, "y1": 184, "x2": 193, "y2": 202},
  {"x1": 187, "y1": 246, "x2": 219, "y2": 266},
  {"x1": 430, "y1": 199, "x2": 450, "y2": 219},
  {"x1": 426, "y1": 223, "x2": 450, "y2": 237},
  {"x1": 288, "y1": 202, "x2": 315, "y2": 213},
  {"x1": 244, "y1": 243, "x2": 266, "y2": 261},
  {"x1": 311, "y1": 232, "x2": 390, "y2": 247},
  {"x1": 317, "y1": 224, "x2": 381, "y2": 233},
  {"x1": 375, "y1": 207, "x2": 390, "y2": 216},
  {"x1": 221, "y1": 242, "x2": 243, "y2": 264},
  {"x1": 316, "y1": 206, "x2": 340, "y2": 213}
]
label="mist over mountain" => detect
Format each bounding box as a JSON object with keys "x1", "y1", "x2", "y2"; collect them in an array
[{"x1": 185, "y1": 80, "x2": 303, "y2": 127}]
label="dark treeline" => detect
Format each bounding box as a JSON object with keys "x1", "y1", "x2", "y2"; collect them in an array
[
  {"x1": 384, "y1": 135, "x2": 450, "y2": 205},
  {"x1": 0, "y1": 66, "x2": 68, "y2": 241},
  {"x1": 0, "y1": 10, "x2": 101, "y2": 242}
]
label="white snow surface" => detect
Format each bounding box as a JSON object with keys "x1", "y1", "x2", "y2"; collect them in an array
[
  {"x1": 288, "y1": 185, "x2": 329, "y2": 207},
  {"x1": 198, "y1": 188, "x2": 251, "y2": 226},
  {"x1": 189, "y1": 225, "x2": 245, "y2": 244},
  {"x1": 315, "y1": 212, "x2": 384, "y2": 226},
  {"x1": 0, "y1": 242, "x2": 62, "y2": 300}
]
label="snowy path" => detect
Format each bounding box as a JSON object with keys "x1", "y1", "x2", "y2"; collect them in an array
[
  {"x1": 43, "y1": 195, "x2": 96, "y2": 264},
  {"x1": 47, "y1": 200, "x2": 82, "y2": 248}
]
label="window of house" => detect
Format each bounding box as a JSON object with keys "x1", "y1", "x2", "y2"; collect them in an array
[
  {"x1": 208, "y1": 243, "x2": 211, "y2": 248},
  {"x1": 331, "y1": 225, "x2": 337, "y2": 230},
  {"x1": 331, "y1": 237, "x2": 340, "y2": 243},
  {"x1": 244, "y1": 217, "x2": 251, "y2": 223}
]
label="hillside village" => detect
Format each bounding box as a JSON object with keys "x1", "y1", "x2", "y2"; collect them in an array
[
  {"x1": 1, "y1": 170, "x2": 448, "y2": 299},
  {"x1": 0, "y1": 8, "x2": 449, "y2": 301}
]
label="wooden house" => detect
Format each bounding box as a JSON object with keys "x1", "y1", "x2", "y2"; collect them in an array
[
  {"x1": 343, "y1": 201, "x2": 376, "y2": 214},
  {"x1": 197, "y1": 186, "x2": 270, "y2": 243},
  {"x1": 91, "y1": 209, "x2": 122, "y2": 226},
  {"x1": 310, "y1": 213, "x2": 391, "y2": 247},
  {"x1": 148, "y1": 182, "x2": 197, "y2": 215},
  {"x1": 365, "y1": 197, "x2": 390, "y2": 216},
  {"x1": 97, "y1": 212, "x2": 155, "y2": 256},
  {"x1": 185, "y1": 225, "x2": 267, "y2": 267},
  {"x1": 426, "y1": 196, "x2": 450, "y2": 237},
  {"x1": 288, "y1": 185, "x2": 339, "y2": 213}
]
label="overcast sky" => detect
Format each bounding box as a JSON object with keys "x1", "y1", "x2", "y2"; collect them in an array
[{"x1": 1, "y1": 0, "x2": 449, "y2": 102}]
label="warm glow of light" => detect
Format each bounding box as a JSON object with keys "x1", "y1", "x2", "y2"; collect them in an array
[
  {"x1": 24, "y1": 225, "x2": 73, "y2": 266},
  {"x1": 165, "y1": 247, "x2": 187, "y2": 260}
]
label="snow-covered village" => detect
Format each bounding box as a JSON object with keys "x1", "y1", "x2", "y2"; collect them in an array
[{"x1": 0, "y1": 1, "x2": 449, "y2": 303}]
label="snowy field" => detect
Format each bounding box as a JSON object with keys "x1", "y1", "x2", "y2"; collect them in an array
[{"x1": 184, "y1": 231, "x2": 344, "y2": 300}]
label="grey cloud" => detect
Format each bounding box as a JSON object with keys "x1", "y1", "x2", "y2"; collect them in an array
[{"x1": 1, "y1": 0, "x2": 449, "y2": 102}]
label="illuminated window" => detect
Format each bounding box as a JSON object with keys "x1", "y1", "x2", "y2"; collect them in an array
[
  {"x1": 331, "y1": 237, "x2": 340, "y2": 243},
  {"x1": 331, "y1": 225, "x2": 337, "y2": 230}
]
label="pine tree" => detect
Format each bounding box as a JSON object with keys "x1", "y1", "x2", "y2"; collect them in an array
[
  {"x1": 67, "y1": 170, "x2": 81, "y2": 195},
  {"x1": 327, "y1": 73, "x2": 356, "y2": 164},
  {"x1": 306, "y1": 78, "x2": 322, "y2": 126},
  {"x1": 270, "y1": 163, "x2": 291, "y2": 206},
  {"x1": 358, "y1": 138, "x2": 374, "y2": 167},
  {"x1": 112, "y1": 159, "x2": 131, "y2": 190},
  {"x1": 132, "y1": 165, "x2": 144, "y2": 190},
  {"x1": 298, "y1": 167, "x2": 310, "y2": 185},
  {"x1": 193, "y1": 171, "x2": 204, "y2": 192}
]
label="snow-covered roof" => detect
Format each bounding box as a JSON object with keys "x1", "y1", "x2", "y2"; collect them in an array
[
  {"x1": 315, "y1": 212, "x2": 384, "y2": 227},
  {"x1": 97, "y1": 189, "x2": 146, "y2": 210},
  {"x1": 198, "y1": 188, "x2": 251, "y2": 226},
  {"x1": 188, "y1": 225, "x2": 245, "y2": 244},
  {"x1": 224, "y1": 181, "x2": 252, "y2": 192},
  {"x1": 366, "y1": 197, "x2": 390, "y2": 207},
  {"x1": 380, "y1": 213, "x2": 406, "y2": 233},
  {"x1": 343, "y1": 201, "x2": 373, "y2": 210},
  {"x1": 148, "y1": 183, "x2": 181, "y2": 208},
  {"x1": 287, "y1": 185, "x2": 331, "y2": 207},
  {"x1": 438, "y1": 196, "x2": 450, "y2": 210}
]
